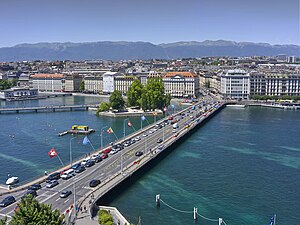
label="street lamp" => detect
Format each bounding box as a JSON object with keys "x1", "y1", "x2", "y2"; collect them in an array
[
  {"x1": 100, "y1": 126, "x2": 108, "y2": 149},
  {"x1": 69, "y1": 136, "x2": 77, "y2": 167}
]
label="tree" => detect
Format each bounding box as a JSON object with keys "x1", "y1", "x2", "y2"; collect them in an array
[
  {"x1": 97, "y1": 102, "x2": 111, "y2": 114},
  {"x1": 10, "y1": 195, "x2": 65, "y2": 225},
  {"x1": 127, "y1": 79, "x2": 144, "y2": 107},
  {"x1": 98, "y1": 210, "x2": 113, "y2": 225},
  {"x1": 80, "y1": 80, "x2": 85, "y2": 92},
  {"x1": 109, "y1": 90, "x2": 125, "y2": 110},
  {"x1": 141, "y1": 78, "x2": 171, "y2": 111},
  {"x1": 0, "y1": 217, "x2": 7, "y2": 225}
]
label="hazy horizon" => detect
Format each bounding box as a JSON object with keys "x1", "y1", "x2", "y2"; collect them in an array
[{"x1": 0, "y1": 0, "x2": 299, "y2": 48}]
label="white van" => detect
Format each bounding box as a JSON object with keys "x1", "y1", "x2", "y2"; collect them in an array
[
  {"x1": 172, "y1": 123, "x2": 179, "y2": 129},
  {"x1": 61, "y1": 169, "x2": 75, "y2": 180}
]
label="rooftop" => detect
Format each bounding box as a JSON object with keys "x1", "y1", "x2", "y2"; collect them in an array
[{"x1": 30, "y1": 73, "x2": 64, "y2": 79}]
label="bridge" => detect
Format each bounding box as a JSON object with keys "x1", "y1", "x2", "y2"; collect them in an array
[
  {"x1": 0, "y1": 100, "x2": 225, "y2": 224},
  {"x1": 0, "y1": 104, "x2": 99, "y2": 114}
]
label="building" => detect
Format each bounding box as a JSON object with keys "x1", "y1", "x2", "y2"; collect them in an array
[
  {"x1": 30, "y1": 74, "x2": 65, "y2": 92},
  {"x1": 220, "y1": 69, "x2": 250, "y2": 100},
  {"x1": 250, "y1": 73, "x2": 300, "y2": 96},
  {"x1": 0, "y1": 87, "x2": 38, "y2": 100},
  {"x1": 17, "y1": 74, "x2": 30, "y2": 87},
  {"x1": 84, "y1": 75, "x2": 103, "y2": 93},
  {"x1": 64, "y1": 74, "x2": 83, "y2": 92},
  {"x1": 114, "y1": 75, "x2": 135, "y2": 94},
  {"x1": 163, "y1": 72, "x2": 200, "y2": 98},
  {"x1": 102, "y1": 72, "x2": 117, "y2": 94}
]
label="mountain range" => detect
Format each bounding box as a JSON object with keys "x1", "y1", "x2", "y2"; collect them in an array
[{"x1": 0, "y1": 40, "x2": 299, "y2": 61}]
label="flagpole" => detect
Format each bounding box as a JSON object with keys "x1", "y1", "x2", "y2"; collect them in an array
[
  {"x1": 274, "y1": 214, "x2": 276, "y2": 225},
  {"x1": 100, "y1": 126, "x2": 108, "y2": 149},
  {"x1": 122, "y1": 118, "x2": 129, "y2": 175},
  {"x1": 57, "y1": 154, "x2": 64, "y2": 167}
]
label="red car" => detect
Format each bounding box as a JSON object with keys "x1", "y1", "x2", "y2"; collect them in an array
[
  {"x1": 101, "y1": 154, "x2": 108, "y2": 159},
  {"x1": 168, "y1": 116, "x2": 173, "y2": 120},
  {"x1": 103, "y1": 147, "x2": 111, "y2": 154}
]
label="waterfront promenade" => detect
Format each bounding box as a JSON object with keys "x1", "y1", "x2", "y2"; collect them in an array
[{"x1": 0, "y1": 100, "x2": 224, "y2": 224}]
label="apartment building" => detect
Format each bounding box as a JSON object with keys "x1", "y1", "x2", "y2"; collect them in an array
[
  {"x1": 163, "y1": 72, "x2": 200, "y2": 98},
  {"x1": 220, "y1": 69, "x2": 250, "y2": 100},
  {"x1": 84, "y1": 75, "x2": 103, "y2": 93},
  {"x1": 64, "y1": 74, "x2": 83, "y2": 92},
  {"x1": 30, "y1": 74, "x2": 65, "y2": 92}
]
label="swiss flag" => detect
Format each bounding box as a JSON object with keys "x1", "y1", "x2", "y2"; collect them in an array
[
  {"x1": 48, "y1": 148, "x2": 58, "y2": 158},
  {"x1": 127, "y1": 120, "x2": 132, "y2": 127}
]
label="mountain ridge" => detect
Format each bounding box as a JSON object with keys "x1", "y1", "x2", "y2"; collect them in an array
[{"x1": 0, "y1": 40, "x2": 299, "y2": 61}]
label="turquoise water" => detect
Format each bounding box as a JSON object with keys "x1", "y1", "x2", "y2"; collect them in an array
[
  {"x1": 0, "y1": 96, "x2": 162, "y2": 184},
  {"x1": 109, "y1": 107, "x2": 300, "y2": 225},
  {"x1": 0, "y1": 98, "x2": 299, "y2": 225}
]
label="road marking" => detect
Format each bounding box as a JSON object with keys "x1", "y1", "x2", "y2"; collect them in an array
[
  {"x1": 82, "y1": 186, "x2": 93, "y2": 190},
  {"x1": 64, "y1": 198, "x2": 70, "y2": 203},
  {"x1": 55, "y1": 198, "x2": 60, "y2": 202},
  {"x1": 0, "y1": 213, "x2": 12, "y2": 218}
]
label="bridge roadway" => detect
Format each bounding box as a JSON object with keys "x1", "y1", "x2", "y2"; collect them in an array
[
  {"x1": 0, "y1": 104, "x2": 98, "y2": 113},
  {"x1": 0, "y1": 99, "x2": 223, "y2": 222}
]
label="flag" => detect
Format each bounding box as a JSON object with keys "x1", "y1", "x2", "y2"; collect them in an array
[
  {"x1": 82, "y1": 136, "x2": 90, "y2": 145},
  {"x1": 107, "y1": 127, "x2": 114, "y2": 134},
  {"x1": 171, "y1": 104, "x2": 175, "y2": 108},
  {"x1": 48, "y1": 148, "x2": 57, "y2": 158},
  {"x1": 141, "y1": 115, "x2": 146, "y2": 121},
  {"x1": 163, "y1": 107, "x2": 167, "y2": 112},
  {"x1": 269, "y1": 215, "x2": 276, "y2": 225},
  {"x1": 127, "y1": 120, "x2": 132, "y2": 127}
]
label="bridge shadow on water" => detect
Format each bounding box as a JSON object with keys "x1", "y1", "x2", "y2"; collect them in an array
[{"x1": 96, "y1": 105, "x2": 224, "y2": 207}]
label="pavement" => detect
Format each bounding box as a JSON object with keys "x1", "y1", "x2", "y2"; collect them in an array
[{"x1": 0, "y1": 98, "x2": 222, "y2": 224}]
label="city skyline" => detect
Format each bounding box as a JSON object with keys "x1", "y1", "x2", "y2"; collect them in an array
[{"x1": 0, "y1": 0, "x2": 299, "y2": 47}]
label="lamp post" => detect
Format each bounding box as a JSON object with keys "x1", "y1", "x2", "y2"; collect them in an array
[
  {"x1": 100, "y1": 126, "x2": 108, "y2": 149},
  {"x1": 69, "y1": 136, "x2": 77, "y2": 167}
]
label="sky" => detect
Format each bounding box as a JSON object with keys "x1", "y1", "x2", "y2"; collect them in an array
[{"x1": 0, "y1": 0, "x2": 299, "y2": 47}]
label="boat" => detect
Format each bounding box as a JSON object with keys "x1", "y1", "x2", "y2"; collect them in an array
[
  {"x1": 58, "y1": 131, "x2": 68, "y2": 136},
  {"x1": 6, "y1": 176, "x2": 19, "y2": 185},
  {"x1": 226, "y1": 104, "x2": 246, "y2": 108}
]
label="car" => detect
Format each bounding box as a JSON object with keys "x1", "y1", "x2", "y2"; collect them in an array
[
  {"x1": 81, "y1": 157, "x2": 91, "y2": 166},
  {"x1": 109, "y1": 149, "x2": 118, "y2": 155},
  {"x1": 60, "y1": 190, "x2": 72, "y2": 198},
  {"x1": 112, "y1": 145, "x2": 120, "y2": 151},
  {"x1": 46, "y1": 180, "x2": 59, "y2": 188},
  {"x1": 172, "y1": 129, "x2": 177, "y2": 133},
  {"x1": 168, "y1": 116, "x2": 173, "y2": 120},
  {"x1": 142, "y1": 133, "x2": 148, "y2": 137},
  {"x1": 71, "y1": 163, "x2": 82, "y2": 170},
  {"x1": 94, "y1": 156, "x2": 103, "y2": 163},
  {"x1": 117, "y1": 143, "x2": 124, "y2": 150},
  {"x1": 157, "y1": 138, "x2": 163, "y2": 143},
  {"x1": 22, "y1": 190, "x2": 37, "y2": 199},
  {"x1": 28, "y1": 184, "x2": 41, "y2": 191},
  {"x1": 131, "y1": 139, "x2": 136, "y2": 144},
  {"x1": 75, "y1": 166, "x2": 86, "y2": 173},
  {"x1": 61, "y1": 169, "x2": 75, "y2": 180},
  {"x1": 91, "y1": 154, "x2": 100, "y2": 160},
  {"x1": 101, "y1": 154, "x2": 108, "y2": 159},
  {"x1": 149, "y1": 129, "x2": 154, "y2": 134},
  {"x1": 46, "y1": 172, "x2": 61, "y2": 183},
  {"x1": 103, "y1": 147, "x2": 112, "y2": 154},
  {"x1": 85, "y1": 160, "x2": 95, "y2": 167},
  {"x1": 89, "y1": 179, "x2": 101, "y2": 187},
  {"x1": 135, "y1": 151, "x2": 143, "y2": 157},
  {"x1": 124, "y1": 140, "x2": 131, "y2": 147},
  {"x1": 134, "y1": 136, "x2": 141, "y2": 141},
  {"x1": 0, "y1": 196, "x2": 16, "y2": 207}
]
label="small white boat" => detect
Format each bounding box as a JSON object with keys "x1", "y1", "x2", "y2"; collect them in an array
[
  {"x1": 6, "y1": 176, "x2": 19, "y2": 185},
  {"x1": 226, "y1": 104, "x2": 246, "y2": 108}
]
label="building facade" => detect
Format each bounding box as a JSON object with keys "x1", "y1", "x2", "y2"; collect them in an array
[
  {"x1": 30, "y1": 74, "x2": 65, "y2": 92},
  {"x1": 0, "y1": 87, "x2": 38, "y2": 100},
  {"x1": 84, "y1": 75, "x2": 103, "y2": 93},
  {"x1": 64, "y1": 74, "x2": 83, "y2": 92},
  {"x1": 163, "y1": 72, "x2": 200, "y2": 98},
  {"x1": 220, "y1": 69, "x2": 250, "y2": 100}
]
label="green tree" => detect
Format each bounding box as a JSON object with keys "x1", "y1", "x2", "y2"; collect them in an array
[
  {"x1": 0, "y1": 217, "x2": 7, "y2": 225},
  {"x1": 79, "y1": 80, "x2": 85, "y2": 92},
  {"x1": 109, "y1": 90, "x2": 125, "y2": 110},
  {"x1": 97, "y1": 102, "x2": 111, "y2": 114},
  {"x1": 141, "y1": 78, "x2": 171, "y2": 111},
  {"x1": 0, "y1": 80, "x2": 14, "y2": 90},
  {"x1": 127, "y1": 79, "x2": 144, "y2": 107},
  {"x1": 10, "y1": 195, "x2": 65, "y2": 225},
  {"x1": 98, "y1": 210, "x2": 113, "y2": 225}
]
